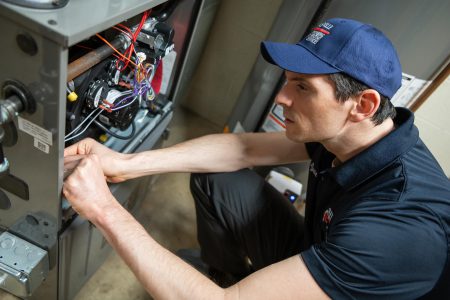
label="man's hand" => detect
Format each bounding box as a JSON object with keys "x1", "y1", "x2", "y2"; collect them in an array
[
  {"x1": 64, "y1": 138, "x2": 128, "y2": 183},
  {"x1": 62, "y1": 154, "x2": 120, "y2": 222}
]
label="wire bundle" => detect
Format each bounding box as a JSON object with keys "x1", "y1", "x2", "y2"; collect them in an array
[
  {"x1": 116, "y1": 11, "x2": 149, "y2": 71},
  {"x1": 65, "y1": 10, "x2": 162, "y2": 142},
  {"x1": 97, "y1": 10, "x2": 160, "y2": 111},
  {"x1": 64, "y1": 108, "x2": 103, "y2": 142}
]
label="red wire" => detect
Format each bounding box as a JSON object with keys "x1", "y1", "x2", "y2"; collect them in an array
[
  {"x1": 117, "y1": 23, "x2": 133, "y2": 36},
  {"x1": 95, "y1": 34, "x2": 138, "y2": 68},
  {"x1": 98, "y1": 104, "x2": 112, "y2": 113},
  {"x1": 112, "y1": 26, "x2": 134, "y2": 69},
  {"x1": 116, "y1": 10, "x2": 150, "y2": 72},
  {"x1": 112, "y1": 26, "x2": 133, "y2": 39}
]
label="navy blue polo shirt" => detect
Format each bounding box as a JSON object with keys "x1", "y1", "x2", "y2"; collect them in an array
[{"x1": 301, "y1": 108, "x2": 450, "y2": 299}]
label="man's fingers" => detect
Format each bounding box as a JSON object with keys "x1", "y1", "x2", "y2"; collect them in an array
[
  {"x1": 64, "y1": 162, "x2": 79, "y2": 180},
  {"x1": 64, "y1": 154, "x2": 85, "y2": 164},
  {"x1": 64, "y1": 138, "x2": 95, "y2": 157},
  {"x1": 63, "y1": 155, "x2": 84, "y2": 179},
  {"x1": 64, "y1": 143, "x2": 81, "y2": 157}
]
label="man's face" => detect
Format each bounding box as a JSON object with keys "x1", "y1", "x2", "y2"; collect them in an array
[{"x1": 275, "y1": 71, "x2": 353, "y2": 143}]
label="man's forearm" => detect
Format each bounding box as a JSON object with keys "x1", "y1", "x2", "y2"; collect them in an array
[
  {"x1": 125, "y1": 133, "x2": 248, "y2": 177},
  {"x1": 94, "y1": 202, "x2": 231, "y2": 299},
  {"x1": 120, "y1": 132, "x2": 308, "y2": 179}
]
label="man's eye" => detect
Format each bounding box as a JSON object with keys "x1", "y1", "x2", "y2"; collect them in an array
[{"x1": 297, "y1": 84, "x2": 307, "y2": 91}]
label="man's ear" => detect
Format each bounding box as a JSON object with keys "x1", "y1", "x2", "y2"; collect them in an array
[{"x1": 348, "y1": 89, "x2": 381, "y2": 122}]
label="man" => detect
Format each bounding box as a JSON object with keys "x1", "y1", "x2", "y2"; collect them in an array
[{"x1": 63, "y1": 18, "x2": 450, "y2": 299}]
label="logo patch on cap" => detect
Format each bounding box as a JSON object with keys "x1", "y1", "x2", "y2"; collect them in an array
[{"x1": 305, "y1": 22, "x2": 334, "y2": 45}]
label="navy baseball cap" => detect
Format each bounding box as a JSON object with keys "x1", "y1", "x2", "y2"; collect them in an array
[{"x1": 261, "y1": 18, "x2": 402, "y2": 98}]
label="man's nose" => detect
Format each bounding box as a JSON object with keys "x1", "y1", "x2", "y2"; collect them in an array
[{"x1": 275, "y1": 86, "x2": 292, "y2": 107}]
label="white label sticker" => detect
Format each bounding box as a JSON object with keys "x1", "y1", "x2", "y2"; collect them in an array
[
  {"x1": 18, "y1": 117, "x2": 53, "y2": 145},
  {"x1": 33, "y1": 138, "x2": 50, "y2": 154},
  {"x1": 390, "y1": 72, "x2": 431, "y2": 107}
]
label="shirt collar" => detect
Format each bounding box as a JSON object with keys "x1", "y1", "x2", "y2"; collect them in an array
[{"x1": 327, "y1": 107, "x2": 418, "y2": 190}]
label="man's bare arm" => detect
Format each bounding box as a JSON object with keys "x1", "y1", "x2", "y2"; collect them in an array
[
  {"x1": 64, "y1": 132, "x2": 308, "y2": 182},
  {"x1": 119, "y1": 131, "x2": 309, "y2": 180}
]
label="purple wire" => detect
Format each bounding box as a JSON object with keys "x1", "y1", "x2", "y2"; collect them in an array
[{"x1": 111, "y1": 58, "x2": 160, "y2": 111}]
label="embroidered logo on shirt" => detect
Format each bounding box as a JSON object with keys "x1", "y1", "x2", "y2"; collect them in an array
[
  {"x1": 322, "y1": 208, "x2": 334, "y2": 224},
  {"x1": 309, "y1": 162, "x2": 318, "y2": 177},
  {"x1": 305, "y1": 22, "x2": 334, "y2": 44}
]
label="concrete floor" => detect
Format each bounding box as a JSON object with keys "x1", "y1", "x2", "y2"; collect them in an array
[{"x1": 0, "y1": 107, "x2": 221, "y2": 300}]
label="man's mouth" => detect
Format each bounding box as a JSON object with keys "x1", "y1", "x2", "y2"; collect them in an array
[{"x1": 284, "y1": 116, "x2": 294, "y2": 124}]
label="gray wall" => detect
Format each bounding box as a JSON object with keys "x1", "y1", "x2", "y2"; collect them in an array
[{"x1": 179, "y1": 0, "x2": 283, "y2": 127}]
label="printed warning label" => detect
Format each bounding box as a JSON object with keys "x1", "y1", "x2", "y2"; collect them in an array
[
  {"x1": 18, "y1": 117, "x2": 53, "y2": 145},
  {"x1": 262, "y1": 103, "x2": 286, "y2": 132}
]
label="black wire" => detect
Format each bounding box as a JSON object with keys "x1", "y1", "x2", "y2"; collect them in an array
[{"x1": 93, "y1": 120, "x2": 136, "y2": 140}]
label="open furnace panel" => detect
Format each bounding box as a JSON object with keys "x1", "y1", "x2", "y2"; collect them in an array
[{"x1": 0, "y1": 0, "x2": 212, "y2": 298}]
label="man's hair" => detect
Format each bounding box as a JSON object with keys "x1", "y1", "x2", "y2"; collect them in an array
[{"x1": 328, "y1": 73, "x2": 396, "y2": 125}]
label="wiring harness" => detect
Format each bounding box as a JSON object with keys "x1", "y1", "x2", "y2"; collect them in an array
[{"x1": 65, "y1": 12, "x2": 174, "y2": 144}]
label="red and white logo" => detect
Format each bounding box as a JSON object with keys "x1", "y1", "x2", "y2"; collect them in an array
[
  {"x1": 322, "y1": 208, "x2": 334, "y2": 224},
  {"x1": 305, "y1": 22, "x2": 334, "y2": 44}
]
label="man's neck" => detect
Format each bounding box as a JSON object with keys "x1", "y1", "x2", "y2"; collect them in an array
[{"x1": 323, "y1": 118, "x2": 396, "y2": 163}]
